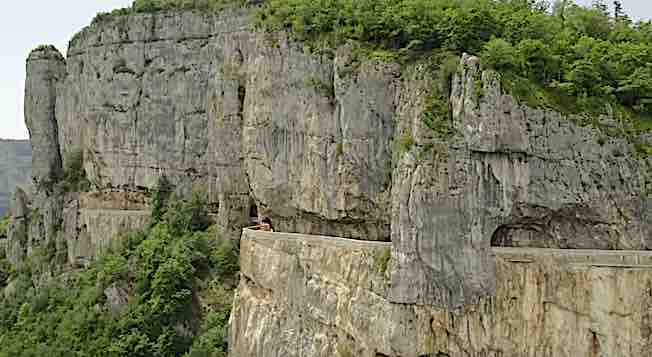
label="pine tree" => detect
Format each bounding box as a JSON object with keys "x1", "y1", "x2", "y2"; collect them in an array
[
  {"x1": 592, "y1": 0, "x2": 609, "y2": 16},
  {"x1": 613, "y1": 1, "x2": 627, "y2": 21}
]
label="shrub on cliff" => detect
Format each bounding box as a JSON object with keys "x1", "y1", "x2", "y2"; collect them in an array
[
  {"x1": 44, "y1": 149, "x2": 91, "y2": 194},
  {"x1": 0, "y1": 215, "x2": 9, "y2": 238},
  {"x1": 132, "y1": 0, "x2": 245, "y2": 13},
  {"x1": 151, "y1": 175, "x2": 173, "y2": 225},
  {"x1": 91, "y1": 0, "x2": 246, "y2": 26}
]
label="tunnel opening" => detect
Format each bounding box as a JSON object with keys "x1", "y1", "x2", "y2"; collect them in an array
[
  {"x1": 489, "y1": 205, "x2": 620, "y2": 250},
  {"x1": 491, "y1": 225, "x2": 515, "y2": 247},
  {"x1": 249, "y1": 201, "x2": 258, "y2": 225}
]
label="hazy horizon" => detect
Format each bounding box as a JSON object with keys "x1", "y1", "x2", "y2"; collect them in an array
[{"x1": 0, "y1": 0, "x2": 650, "y2": 140}]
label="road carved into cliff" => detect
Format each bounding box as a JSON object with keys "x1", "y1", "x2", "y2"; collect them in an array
[
  {"x1": 244, "y1": 229, "x2": 652, "y2": 269},
  {"x1": 242, "y1": 228, "x2": 392, "y2": 249}
]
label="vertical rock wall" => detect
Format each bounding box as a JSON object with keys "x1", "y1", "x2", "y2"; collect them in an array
[
  {"x1": 389, "y1": 54, "x2": 651, "y2": 308},
  {"x1": 24, "y1": 46, "x2": 65, "y2": 186},
  {"x1": 0, "y1": 140, "x2": 31, "y2": 216},
  {"x1": 51, "y1": 9, "x2": 400, "y2": 242},
  {"x1": 6, "y1": 188, "x2": 30, "y2": 265},
  {"x1": 231, "y1": 231, "x2": 652, "y2": 357},
  {"x1": 9, "y1": 8, "x2": 402, "y2": 267}
]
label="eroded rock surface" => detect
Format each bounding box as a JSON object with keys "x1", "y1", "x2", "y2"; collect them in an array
[
  {"x1": 231, "y1": 230, "x2": 652, "y2": 357},
  {"x1": 0, "y1": 140, "x2": 31, "y2": 216},
  {"x1": 25, "y1": 46, "x2": 65, "y2": 186},
  {"x1": 389, "y1": 54, "x2": 651, "y2": 308},
  {"x1": 43, "y1": 9, "x2": 403, "y2": 242}
]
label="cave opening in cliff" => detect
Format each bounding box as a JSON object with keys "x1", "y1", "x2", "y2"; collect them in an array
[
  {"x1": 249, "y1": 202, "x2": 258, "y2": 224},
  {"x1": 490, "y1": 225, "x2": 512, "y2": 247}
]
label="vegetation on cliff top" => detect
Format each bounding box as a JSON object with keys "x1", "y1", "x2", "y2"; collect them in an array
[
  {"x1": 132, "y1": 0, "x2": 245, "y2": 12},
  {"x1": 0, "y1": 192, "x2": 238, "y2": 357},
  {"x1": 257, "y1": 0, "x2": 652, "y2": 126},
  {"x1": 91, "y1": 0, "x2": 245, "y2": 25},
  {"x1": 87, "y1": 0, "x2": 652, "y2": 131},
  {"x1": 0, "y1": 215, "x2": 9, "y2": 238}
]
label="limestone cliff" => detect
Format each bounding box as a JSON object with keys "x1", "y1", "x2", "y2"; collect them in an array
[
  {"x1": 10, "y1": 6, "x2": 399, "y2": 269},
  {"x1": 57, "y1": 8, "x2": 395, "y2": 243},
  {"x1": 0, "y1": 140, "x2": 31, "y2": 216},
  {"x1": 25, "y1": 46, "x2": 64, "y2": 187},
  {"x1": 7, "y1": 4, "x2": 651, "y2": 357},
  {"x1": 390, "y1": 54, "x2": 651, "y2": 309},
  {"x1": 232, "y1": 229, "x2": 652, "y2": 357}
]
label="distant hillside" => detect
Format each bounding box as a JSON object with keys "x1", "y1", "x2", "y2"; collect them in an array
[{"x1": 0, "y1": 139, "x2": 31, "y2": 216}]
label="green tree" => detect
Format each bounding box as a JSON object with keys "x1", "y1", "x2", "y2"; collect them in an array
[
  {"x1": 517, "y1": 38, "x2": 555, "y2": 82},
  {"x1": 151, "y1": 175, "x2": 173, "y2": 225},
  {"x1": 164, "y1": 191, "x2": 212, "y2": 236},
  {"x1": 617, "y1": 64, "x2": 652, "y2": 114},
  {"x1": 481, "y1": 38, "x2": 520, "y2": 72},
  {"x1": 0, "y1": 215, "x2": 9, "y2": 238}
]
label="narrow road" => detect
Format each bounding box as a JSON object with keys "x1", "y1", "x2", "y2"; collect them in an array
[
  {"x1": 242, "y1": 229, "x2": 392, "y2": 249},
  {"x1": 243, "y1": 229, "x2": 652, "y2": 268}
]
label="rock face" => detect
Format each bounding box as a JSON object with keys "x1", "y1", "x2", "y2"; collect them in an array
[
  {"x1": 6, "y1": 188, "x2": 30, "y2": 265},
  {"x1": 10, "y1": 8, "x2": 398, "y2": 266},
  {"x1": 25, "y1": 46, "x2": 65, "y2": 186},
  {"x1": 21, "y1": 9, "x2": 647, "y2": 260},
  {"x1": 231, "y1": 230, "x2": 652, "y2": 357},
  {"x1": 389, "y1": 54, "x2": 651, "y2": 309},
  {"x1": 0, "y1": 140, "x2": 31, "y2": 216},
  {"x1": 64, "y1": 192, "x2": 150, "y2": 266},
  {"x1": 51, "y1": 9, "x2": 399, "y2": 241}
]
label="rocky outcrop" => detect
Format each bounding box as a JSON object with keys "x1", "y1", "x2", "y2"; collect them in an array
[
  {"x1": 25, "y1": 46, "x2": 65, "y2": 186},
  {"x1": 22, "y1": 7, "x2": 646, "y2": 259},
  {"x1": 6, "y1": 188, "x2": 30, "y2": 265},
  {"x1": 389, "y1": 54, "x2": 651, "y2": 308},
  {"x1": 0, "y1": 140, "x2": 31, "y2": 216},
  {"x1": 51, "y1": 9, "x2": 399, "y2": 242},
  {"x1": 231, "y1": 230, "x2": 652, "y2": 357},
  {"x1": 64, "y1": 192, "x2": 150, "y2": 266},
  {"x1": 6, "y1": 187, "x2": 151, "y2": 266}
]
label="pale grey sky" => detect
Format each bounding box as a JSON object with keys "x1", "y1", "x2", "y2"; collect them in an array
[
  {"x1": 0, "y1": 1, "x2": 132, "y2": 140},
  {"x1": 0, "y1": 0, "x2": 649, "y2": 140}
]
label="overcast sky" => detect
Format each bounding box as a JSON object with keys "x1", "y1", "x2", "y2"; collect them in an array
[
  {"x1": 0, "y1": 1, "x2": 132, "y2": 140},
  {"x1": 0, "y1": 1, "x2": 650, "y2": 140}
]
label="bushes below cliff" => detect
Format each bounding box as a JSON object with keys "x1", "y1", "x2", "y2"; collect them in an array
[
  {"x1": 257, "y1": 0, "x2": 652, "y2": 119},
  {"x1": 0, "y1": 195, "x2": 238, "y2": 357}
]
